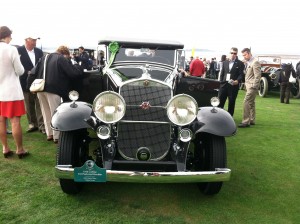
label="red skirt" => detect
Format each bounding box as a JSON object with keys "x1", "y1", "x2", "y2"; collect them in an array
[{"x1": 0, "y1": 100, "x2": 26, "y2": 118}]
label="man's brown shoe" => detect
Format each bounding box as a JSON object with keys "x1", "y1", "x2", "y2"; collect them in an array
[{"x1": 27, "y1": 127, "x2": 38, "y2": 133}]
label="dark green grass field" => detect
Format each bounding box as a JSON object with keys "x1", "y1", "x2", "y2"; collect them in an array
[{"x1": 1, "y1": 90, "x2": 299, "y2": 224}]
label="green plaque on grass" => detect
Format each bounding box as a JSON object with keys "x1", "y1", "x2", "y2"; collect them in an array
[{"x1": 74, "y1": 160, "x2": 107, "y2": 182}]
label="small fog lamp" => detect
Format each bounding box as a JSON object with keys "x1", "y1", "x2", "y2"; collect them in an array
[
  {"x1": 179, "y1": 128, "x2": 192, "y2": 142},
  {"x1": 97, "y1": 125, "x2": 110, "y2": 139},
  {"x1": 210, "y1": 97, "x2": 220, "y2": 107},
  {"x1": 69, "y1": 90, "x2": 79, "y2": 101},
  {"x1": 210, "y1": 97, "x2": 220, "y2": 113}
]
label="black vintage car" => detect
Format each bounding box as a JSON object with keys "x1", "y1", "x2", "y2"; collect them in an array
[
  {"x1": 52, "y1": 38, "x2": 236, "y2": 195},
  {"x1": 258, "y1": 56, "x2": 300, "y2": 98}
]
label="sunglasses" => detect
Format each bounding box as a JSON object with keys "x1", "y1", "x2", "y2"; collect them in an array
[{"x1": 230, "y1": 52, "x2": 237, "y2": 55}]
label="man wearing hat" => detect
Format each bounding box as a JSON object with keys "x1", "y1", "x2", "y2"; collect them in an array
[{"x1": 18, "y1": 35, "x2": 45, "y2": 133}]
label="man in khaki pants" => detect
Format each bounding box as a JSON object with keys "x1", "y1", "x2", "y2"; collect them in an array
[{"x1": 238, "y1": 48, "x2": 261, "y2": 127}]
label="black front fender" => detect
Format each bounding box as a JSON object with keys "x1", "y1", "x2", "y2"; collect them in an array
[
  {"x1": 190, "y1": 107, "x2": 237, "y2": 137},
  {"x1": 51, "y1": 101, "x2": 93, "y2": 131}
]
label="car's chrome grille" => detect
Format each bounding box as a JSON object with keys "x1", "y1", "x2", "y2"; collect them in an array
[
  {"x1": 120, "y1": 79, "x2": 172, "y2": 122},
  {"x1": 123, "y1": 106, "x2": 168, "y2": 122},
  {"x1": 117, "y1": 123, "x2": 171, "y2": 161},
  {"x1": 118, "y1": 79, "x2": 172, "y2": 160}
]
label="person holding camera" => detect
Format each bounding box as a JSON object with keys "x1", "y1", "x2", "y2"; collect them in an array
[
  {"x1": 218, "y1": 47, "x2": 245, "y2": 116},
  {"x1": 36, "y1": 46, "x2": 84, "y2": 143}
]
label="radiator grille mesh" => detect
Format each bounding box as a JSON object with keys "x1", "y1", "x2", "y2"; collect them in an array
[
  {"x1": 118, "y1": 79, "x2": 172, "y2": 160},
  {"x1": 118, "y1": 123, "x2": 171, "y2": 160}
]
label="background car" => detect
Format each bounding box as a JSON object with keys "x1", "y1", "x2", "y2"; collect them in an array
[
  {"x1": 51, "y1": 38, "x2": 236, "y2": 195},
  {"x1": 258, "y1": 56, "x2": 300, "y2": 98}
]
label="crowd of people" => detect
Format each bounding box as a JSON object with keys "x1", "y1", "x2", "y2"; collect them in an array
[
  {"x1": 181, "y1": 47, "x2": 285, "y2": 128},
  {"x1": 187, "y1": 47, "x2": 298, "y2": 126},
  {"x1": 0, "y1": 26, "x2": 87, "y2": 159}
]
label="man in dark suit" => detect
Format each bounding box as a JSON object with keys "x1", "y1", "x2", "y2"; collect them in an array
[
  {"x1": 74, "y1": 46, "x2": 90, "y2": 70},
  {"x1": 18, "y1": 35, "x2": 45, "y2": 133},
  {"x1": 218, "y1": 47, "x2": 245, "y2": 116}
]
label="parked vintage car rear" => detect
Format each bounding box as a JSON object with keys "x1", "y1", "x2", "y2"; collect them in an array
[{"x1": 51, "y1": 38, "x2": 237, "y2": 195}]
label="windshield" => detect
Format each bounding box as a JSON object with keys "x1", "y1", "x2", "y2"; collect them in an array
[
  {"x1": 112, "y1": 47, "x2": 175, "y2": 66},
  {"x1": 112, "y1": 66, "x2": 172, "y2": 82},
  {"x1": 258, "y1": 56, "x2": 281, "y2": 65}
]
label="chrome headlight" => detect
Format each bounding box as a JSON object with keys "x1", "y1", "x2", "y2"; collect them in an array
[
  {"x1": 269, "y1": 73, "x2": 277, "y2": 79},
  {"x1": 93, "y1": 91, "x2": 126, "y2": 123},
  {"x1": 166, "y1": 94, "x2": 198, "y2": 126}
]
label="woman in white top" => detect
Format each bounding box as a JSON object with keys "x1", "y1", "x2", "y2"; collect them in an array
[{"x1": 0, "y1": 26, "x2": 29, "y2": 159}]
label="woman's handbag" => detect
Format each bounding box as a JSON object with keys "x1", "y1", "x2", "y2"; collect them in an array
[
  {"x1": 27, "y1": 58, "x2": 41, "y2": 90},
  {"x1": 29, "y1": 79, "x2": 45, "y2": 92},
  {"x1": 30, "y1": 54, "x2": 49, "y2": 92}
]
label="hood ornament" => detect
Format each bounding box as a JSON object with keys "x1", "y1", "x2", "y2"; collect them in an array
[{"x1": 140, "y1": 64, "x2": 152, "y2": 79}]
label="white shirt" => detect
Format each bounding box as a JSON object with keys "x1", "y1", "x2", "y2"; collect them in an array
[
  {"x1": 0, "y1": 42, "x2": 25, "y2": 101},
  {"x1": 244, "y1": 56, "x2": 254, "y2": 72},
  {"x1": 229, "y1": 59, "x2": 235, "y2": 71},
  {"x1": 26, "y1": 48, "x2": 36, "y2": 65}
]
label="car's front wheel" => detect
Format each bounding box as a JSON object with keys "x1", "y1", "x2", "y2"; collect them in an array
[
  {"x1": 258, "y1": 77, "x2": 268, "y2": 97},
  {"x1": 291, "y1": 78, "x2": 300, "y2": 98},
  {"x1": 57, "y1": 129, "x2": 89, "y2": 194},
  {"x1": 194, "y1": 133, "x2": 227, "y2": 195}
]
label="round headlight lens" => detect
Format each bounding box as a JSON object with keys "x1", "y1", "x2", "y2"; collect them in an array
[
  {"x1": 93, "y1": 91, "x2": 126, "y2": 123},
  {"x1": 210, "y1": 97, "x2": 220, "y2": 107},
  {"x1": 166, "y1": 94, "x2": 198, "y2": 126}
]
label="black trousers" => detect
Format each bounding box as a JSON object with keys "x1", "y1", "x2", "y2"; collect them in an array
[
  {"x1": 280, "y1": 82, "x2": 291, "y2": 104},
  {"x1": 218, "y1": 83, "x2": 239, "y2": 116}
]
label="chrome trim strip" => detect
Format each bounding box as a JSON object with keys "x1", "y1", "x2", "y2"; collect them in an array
[
  {"x1": 119, "y1": 120, "x2": 170, "y2": 124},
  {"x1": 120, "y1": 77, "x2": 173, "y2": 91},
  {"x1": 55, "y1": 166, "x2": 231, "y2": 183},
  {"x1": 126, "y1": 105, "x2": 166, "y2": 109}
]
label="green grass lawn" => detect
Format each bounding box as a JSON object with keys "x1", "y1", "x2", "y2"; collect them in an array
[{"x1": 1, "y1": 90, "x2": 299, "y2": 224}]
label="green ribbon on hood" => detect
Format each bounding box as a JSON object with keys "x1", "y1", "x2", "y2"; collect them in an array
[{"x1": 103, "y1": 41, "x2": 120, "y2": 74}]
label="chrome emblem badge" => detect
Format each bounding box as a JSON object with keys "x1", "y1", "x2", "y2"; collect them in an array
[
  {"x1": 140, "y1": 101, "x2": 151, "y2": 110},
  {"x1": 136, "y1": 147, "x2": 151, "y2": 161},
  {"x1": 144, "y1": 80, "x2": 149, "y2": 86}
]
